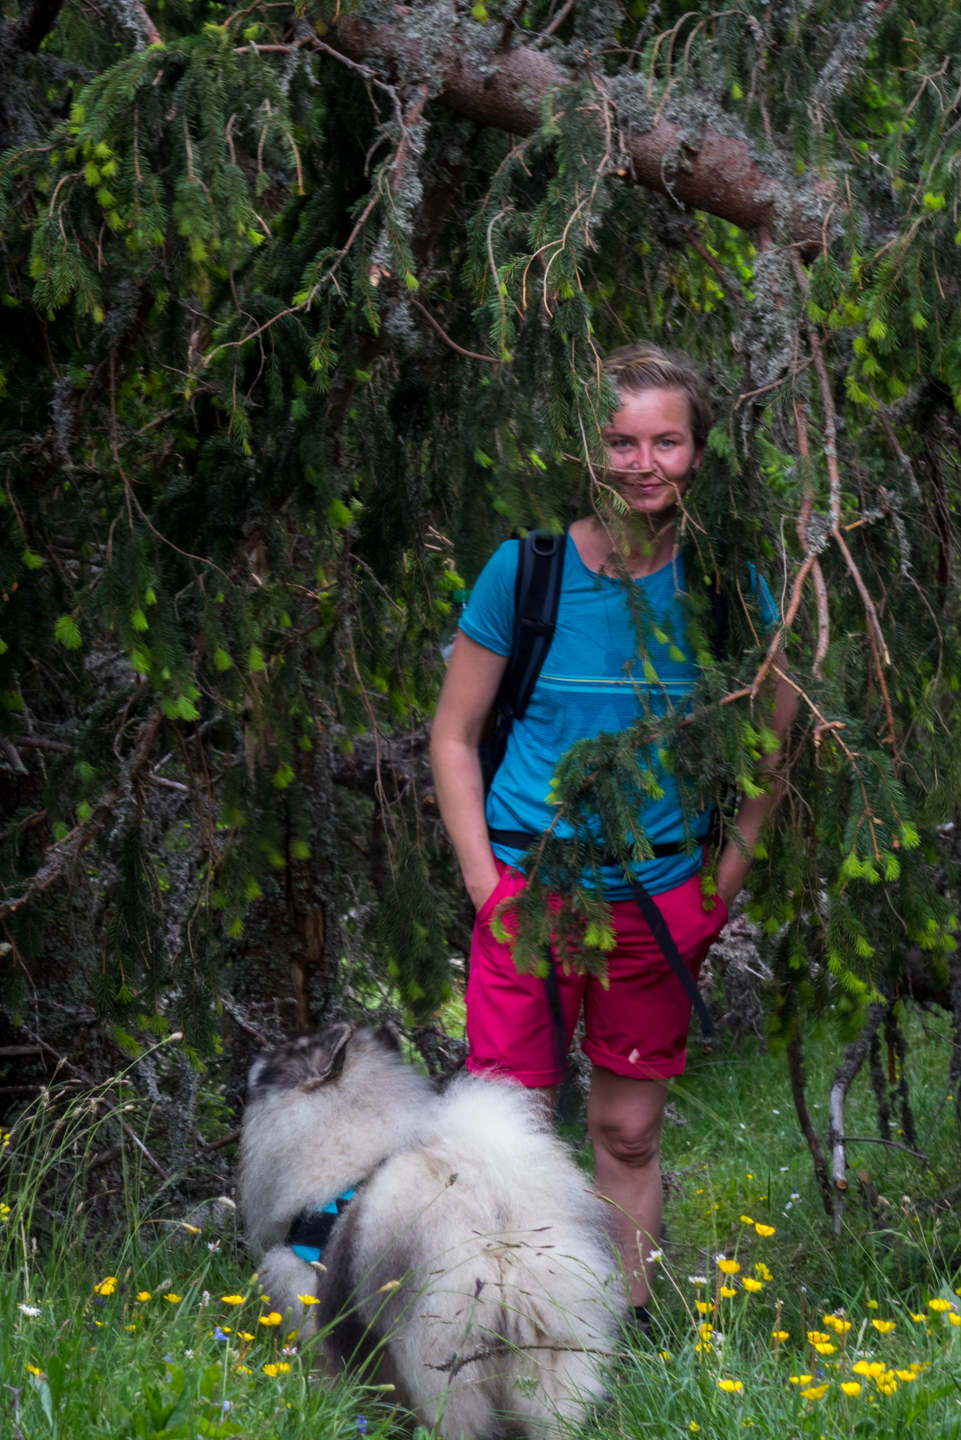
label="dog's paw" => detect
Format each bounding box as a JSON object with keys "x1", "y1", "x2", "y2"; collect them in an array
[{"x1": 258, "y1": 1244, "x2": 321, "y2": 1333}]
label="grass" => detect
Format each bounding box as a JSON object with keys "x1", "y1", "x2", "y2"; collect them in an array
[{"x1": 4, "y1": 1011, "x2": 961, "y2": 1439}]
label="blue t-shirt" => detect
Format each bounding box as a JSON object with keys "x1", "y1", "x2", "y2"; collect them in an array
[{"x1": 461, "y1": 533, "x2": 776, "y2": 900}]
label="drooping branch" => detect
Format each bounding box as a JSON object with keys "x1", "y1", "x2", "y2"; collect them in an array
[
  {"x1": 326, "y1": 17, "x2": 831, "y2": 247},
  {"x1": 0, "y1": 710, "x2": 161, "y2": 926},
  {"x1": 827, "y1": 1002, "x2": 887, "y2": 1235},
  {"x1": 786, "y1": 1029, "x2": 833, "y2": 1214}
]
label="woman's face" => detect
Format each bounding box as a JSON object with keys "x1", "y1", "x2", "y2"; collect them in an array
[{"x1": 600, "y1": 386, "x2": 703, "y2": 520}]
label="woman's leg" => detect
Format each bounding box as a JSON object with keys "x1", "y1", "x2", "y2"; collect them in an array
[{"x1": 587, "y1": 1064, "x2": 669, "y2": 1306}]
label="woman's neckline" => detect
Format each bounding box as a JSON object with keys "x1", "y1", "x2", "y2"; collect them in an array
[{"x1": 565, "y1": 528, "x2": 679, "y2": 585}]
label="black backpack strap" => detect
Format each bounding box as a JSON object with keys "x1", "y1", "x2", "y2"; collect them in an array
[
  {"x1": 481, "y1": 531, "x2": 566, "y2": 793},
  {"x1": 505, "y1": 531, "x2": 567, "y2": 725}
]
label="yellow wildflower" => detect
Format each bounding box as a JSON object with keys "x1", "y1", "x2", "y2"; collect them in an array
[
  {"x1": 136, "y1": 1291, "x2": 152, "y2": 1302},
  {"x1": 772, "y1": 1330, "x2": 789, "y2": 1342},
  {"x1": 263, "y1": 1364, "x2": 279, "y2": 1377},
  {"x1": 235, "y1": 1364, "x2": 252, "y2": 1375},
  {"x1": 221, "y1": 1295, "x2": 245, "y2": 1305},
  {"x1": 929, "y1": 1298, "x2": 952, "y2": 1312},
  {"x1": 741, "y1": 1278, "x2": 763, "y2": 1294},
  {"x1": 949, "y1": 1312, "x2": 961, "y2": 1327},
  {"x1": 695, "y1": 1300, "x2": 710, "y2": 1314},
  {"x1": 94, "y1": 1277, "x2": 117, "y2": 1296},
  {"x1": 853, "y1": 1361, "x2": 885, "y2": 1378},
  {"x1": 840, "y1": 1382, "x2": 862, "y2": 1397},
  {"x1": 690, "y1": 1426, "x2": 700, "y2": 1434},
  {"x1": 755, "y1": 1223, "x2": 776, "y2": 1237},
  {"x1": 823, "y1": 1315, "x2": 851, "y2": 1334},
  {"x1": 699, "y1": 1323, "x2": 713, "y2": 1341},
  {"x1": 894, "y1": 1370, "x2": 916, "y2": 1381},
  {"x1": 164, "y1": 1293, "x2": 182, "y2": 1304},
  {"x1": 806, "y1": 1331, "x2": 831, "y2": 1344},
  {"x1": 909, "y1": 1312, "x2": 925, "y2": 1322},
  {"x1": 717, "y1": 1259, "x2": 740, "y2": 1275},
  {"x1": 695, "y1": 1341, "x2": 712, "y2": 1354},
  {"x1": 238, "y1": 1332, "x2": 255, "y2": 1341},
  {"x1": 754, "y1": 1264, "x2": 773, "y2": 1282},
  {"x1": 720, "y1": 1286, "x2": 738, "y2": 1298},
  {"x1": 813, "y1": 1343, "x2": 836, "y2": 1355},
  {"x1": 801, "y1": 1384, "x2": 829, "y2": 1400},
  {"x1": 871, "y1": 1319, "x2": 895, "y2": 1333},
  {"x1": 717, "y1": 1379, "x2": 743, "y2": 1393},
  {"x1": 25, "y1": 1364, "x2": 43, "y2": 1376},
  {"x1": 125, "y1": 1324, "x2": 137, "y2": 1332},
  {"x1": 259, "y1": 1312, "x2": 282, "y2": 1327},
  {"x1": 787, "y1": 1375, "x2": 813, "y2": 1386},
  {"x1": 296, "y1": 1294, "x2": 320, "y2": 1305},
  {"x1": 739, "y1": 1215, "x2": 754, "y2": 1225},
  {"x1": 659, "y1": 1350, "x2": 671, "y2": 1361}
]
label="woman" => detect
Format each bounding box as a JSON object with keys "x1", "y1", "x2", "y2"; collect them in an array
[{"x1": 430, "y1": 343, "x2": 795, "y2": 1324}]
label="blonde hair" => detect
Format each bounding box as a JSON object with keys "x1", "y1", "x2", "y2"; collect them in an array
[{"x1": 602, "y1": 342, "x2": 713, "y2": 448}]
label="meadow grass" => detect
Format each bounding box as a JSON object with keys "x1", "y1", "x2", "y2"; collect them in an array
[{"x1": 3, "y1": 1011, "x2": 961, "y2": 1439}]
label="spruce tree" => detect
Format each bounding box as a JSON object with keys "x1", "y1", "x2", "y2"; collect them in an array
[{"x1": 1, "y1": 0, "x2": 960, "y2": 1201}]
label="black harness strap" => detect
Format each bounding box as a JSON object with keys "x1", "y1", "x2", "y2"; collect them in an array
[
  {"x1": 624, "y1": 873, "x2": 715, "y2": 1041},
  {"x1": 489, "y1": 826, "x2": 717, "y2": 1044}
]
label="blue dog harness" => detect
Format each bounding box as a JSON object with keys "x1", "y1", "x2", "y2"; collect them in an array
[{"x1": 285, "y1": 1190, "x2": 355, "y2": 1263}]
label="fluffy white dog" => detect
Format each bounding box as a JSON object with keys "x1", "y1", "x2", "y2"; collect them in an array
[{"x1": 238, "y1": 1024, "x2": 624, "y2": 1439}]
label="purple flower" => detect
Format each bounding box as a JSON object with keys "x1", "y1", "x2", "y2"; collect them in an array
[
  {"x1": 356, "y1": 1419, "x2": 368, "y2": 1433},
  {"x1": 214, "y1": 1327, "x2": 229, "y2": 1342}
]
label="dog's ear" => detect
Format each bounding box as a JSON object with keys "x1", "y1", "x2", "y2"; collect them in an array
[
  {"x1": 372, "y1": 1023, "x2": 402, "y2": 1055},
  {"x1": 299, "y1": 1022, "x2": 352, "y2": 1093},
  {"x1": 247, "y1": 1053, "x2": 271, "y2": 1091}
]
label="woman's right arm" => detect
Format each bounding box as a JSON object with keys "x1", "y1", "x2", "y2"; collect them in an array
[{"x1": 430, "y1": 630, "x2": 509, "y2": 912}]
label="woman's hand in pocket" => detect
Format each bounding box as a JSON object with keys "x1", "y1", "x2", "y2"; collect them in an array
[{"x1": 470, "y1": 866, "x2": 504, "y2": 921}]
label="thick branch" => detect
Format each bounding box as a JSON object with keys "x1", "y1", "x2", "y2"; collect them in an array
[{"x1": 327, "y1": 18, "x2": 828, "y2": 246}]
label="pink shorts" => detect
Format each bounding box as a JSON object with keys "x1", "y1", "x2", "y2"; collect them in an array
[{"x1": 465, "y1": 858, "x2": 727, "y2": 1087}]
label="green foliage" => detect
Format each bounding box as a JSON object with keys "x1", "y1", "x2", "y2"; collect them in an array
[{"x1": 1, "y1": 0, "x2": 961, "y2": 1067}]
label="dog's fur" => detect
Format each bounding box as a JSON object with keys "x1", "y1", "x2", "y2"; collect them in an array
[{"x1": 239, "y1": 1025, "x2": 624, "y2": 1439}]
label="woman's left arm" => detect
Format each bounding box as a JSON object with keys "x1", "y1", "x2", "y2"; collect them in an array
[{"x1": 715, "y1": 660, "x2": 798, "y2": 910}]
